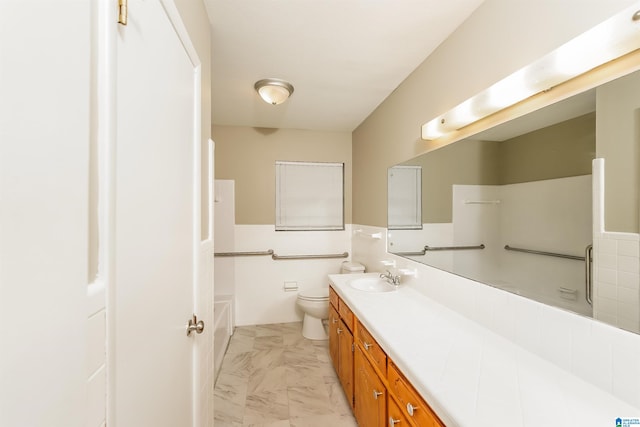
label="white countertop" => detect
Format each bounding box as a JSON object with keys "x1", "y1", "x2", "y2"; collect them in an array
[{"x1": 329, "y1": 273, "x2": 640, "y2": 427}]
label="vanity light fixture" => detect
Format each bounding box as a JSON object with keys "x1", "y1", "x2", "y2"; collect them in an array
[
  {"x1": 422, "y1": 3, "x2": 640, "y2": 140},
  {"x1": 254, "y1": 78, "x2": 294, "y2": 105}
]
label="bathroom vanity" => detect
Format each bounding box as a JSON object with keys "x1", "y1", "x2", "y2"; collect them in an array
[
  {"x1": 330, "y1": 277, "x2": 444, "y2": 427},
  {"x1": 329, "y1": 272, "x2": 640, "y2": 427}
]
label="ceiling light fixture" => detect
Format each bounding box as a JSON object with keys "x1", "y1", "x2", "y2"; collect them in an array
[{"x1": 254, "y1": 78, "x2": 294, "y2": 105}]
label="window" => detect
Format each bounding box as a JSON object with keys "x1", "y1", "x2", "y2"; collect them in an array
[
  {"x1": 275, "y1": 161, "x2": 344, "y2": 231},
  {"x1": 388, "y1": 165, "x2": 422, "y2": 230}
]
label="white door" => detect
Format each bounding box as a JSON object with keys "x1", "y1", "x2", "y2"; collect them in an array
[
  {"x1": 112, "y1": 0, "x2": 203, "y2": 426},
  {"x1": 0, "y1": 1, "x2": 91, "y2": 426}
]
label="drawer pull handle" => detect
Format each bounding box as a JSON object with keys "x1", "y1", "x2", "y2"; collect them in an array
[
  {"x1": 389, "y1": 417, "x2": 401, "y2": 426},
  {"x1": 337, "y1": 328, "x2": 342, "y2": 334},
  {"x1": 332, "y1": 317, "x2": 338, "y2": 324},
  {"x1": 406, "y1": 403, "x2": 418, "y2": 416},
  {"x1": 373, "y1": 389, "x2": 383, "y2": 399},
  {"x1": 364, "y1": 342, "x2": 373, "y2": 350}
]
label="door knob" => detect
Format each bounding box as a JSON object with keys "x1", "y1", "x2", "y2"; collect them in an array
[{"x1": 186, "y1": 314, "x2": 205, "y2": 336}]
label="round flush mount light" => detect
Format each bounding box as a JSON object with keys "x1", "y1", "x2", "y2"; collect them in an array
[{"x1": 254, "y1": 78, "x2": 294, "y2": 105}]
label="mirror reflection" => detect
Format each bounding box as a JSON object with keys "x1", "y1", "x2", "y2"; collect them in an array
[{"x1": 388, "y1": 69, "x2": 640, "y2": 332}]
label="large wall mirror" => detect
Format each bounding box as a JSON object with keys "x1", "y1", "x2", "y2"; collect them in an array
[{"x1": 388, "y1": 62, "x2": 640, "y2": 333}]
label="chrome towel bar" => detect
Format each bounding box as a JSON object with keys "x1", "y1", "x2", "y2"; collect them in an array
[
  {"x1": 424, "y1": 244, "x2": 485, "y2": 251},
  {"x1": 504, "y1": 245, "x2": 585, "y2": 261}
]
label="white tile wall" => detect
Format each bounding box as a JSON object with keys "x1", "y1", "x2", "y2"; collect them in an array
[
  {"x1": 352, "y1": 223, "x2": 640, "y2": 409},
  {"x1": 233, "y1": 224, "x2": 353, "y2": 326},
  {"x1": 593, "y1": 233, "x2": 640, "y2": 333},
  {"x1": 592, "y1": 158, "x2": 640, "y2": 334}
]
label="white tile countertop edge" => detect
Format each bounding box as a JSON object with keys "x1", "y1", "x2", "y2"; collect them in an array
[{"x1": 329, "y1": 273, "x2": 640, "y2": 427}]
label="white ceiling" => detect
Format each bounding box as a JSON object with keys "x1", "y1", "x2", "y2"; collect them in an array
[{"x1": 205, "y1": 0, "x2": 485, "y2": 132}]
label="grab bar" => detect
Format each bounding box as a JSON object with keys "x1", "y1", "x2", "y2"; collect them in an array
[
  {"x1": 394, "y1": 250, "x2": 426, "y2": 256},
  {"x1": 272, "y1": 251, "x2": 349, "y2": 261},
  {"x1": 504, "y1": 245, "x2": 585, "y2": 261},
  {"x1": 585, "y1": 244, "x2": 593, "y2": 305},
  {"x1": 424, "y1": 244, "x2": 485, "y2": 251},
  {"x1": 214, "y1": 249, "x2": 274, "y2": 257}
]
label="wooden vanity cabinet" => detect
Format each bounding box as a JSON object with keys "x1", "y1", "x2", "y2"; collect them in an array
[
  {"x1": 388, "y1": 395, "x2": 411, "y2": 427},
  {"x1": 356, "y1": 320, "x2": 387, "y2": 374},
  {"x1": 329, "y1": 304, "x2": 340, "y2": 369},
  {"x1": 388, "y1": 361, "x2": 444, "y2": 427},
  {"x1": 355, "y1": 345, "x2": 387, "y2": 427},
  {"x1": 330, "y1": 285, "x2": 445, "y2": 426},
  {"x1": 337, "y1": 318, "x2": 354, "y2": 408},
  {"x1": 329, "y1": 287, "x2": 355, "y2": 409}
]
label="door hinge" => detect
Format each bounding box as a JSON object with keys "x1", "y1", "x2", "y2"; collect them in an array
[
  {"x1": 352, "y1": 343, "x2": 355, "y2": 352},
  {"x1": 118, "y1": 0, "x2": 128, "y2": 25}
]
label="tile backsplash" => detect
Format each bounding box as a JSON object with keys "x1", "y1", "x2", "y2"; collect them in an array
[
  {"x1": 352, "y1": 222, "x2": 640, "y2": 409},
  {"x1": 593, "y1": 232, "x2": 640, "y2": 334}
]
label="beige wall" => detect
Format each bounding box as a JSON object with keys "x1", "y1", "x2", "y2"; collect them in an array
[
  {"x1": 400, "y1": 113, "x2": 595, "y2": 223},
  {"x1": 352, "y1": 0, "x2": 636, "y2": 227},
  {"x1": 596, "y1": 70, "x2": 640, "y2": 233},
  {"x1": 499, "y1": 112, "x2": 595, "y2": 184},
  {"x1": 174, "y1": 0, "x2": 212, "y2": 240},
  {"x1": 404, "y1": 140, "x2": 501, "y2": 223},
  {"x1": 212, "y1": 126, "x2": 352, "y2": 225}
]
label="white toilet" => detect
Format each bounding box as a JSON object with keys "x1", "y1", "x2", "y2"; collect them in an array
[
  {"x1": 297, "y1": 287, "x2": 331, "y2": 340},
  {"x1": 297, "y1": 261, "x2": 365, "y2": 340}
]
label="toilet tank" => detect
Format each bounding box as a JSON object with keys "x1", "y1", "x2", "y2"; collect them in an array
[{"x1": 341, "y1": 261, "x2": 365, "y2": 274}]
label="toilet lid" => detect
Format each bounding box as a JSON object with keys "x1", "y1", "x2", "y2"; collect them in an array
[{"x1": 298, "y1": 287, "x2": 329, "y2": 300}]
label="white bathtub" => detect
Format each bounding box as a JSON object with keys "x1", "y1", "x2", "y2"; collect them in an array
[{"x1": 213, "y1": 295, "x2": 234, "y2": 382}]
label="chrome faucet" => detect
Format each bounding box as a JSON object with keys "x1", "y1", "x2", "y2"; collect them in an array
[{"x1": 380, "y1": 270, "x2": 401, "y2": 286}]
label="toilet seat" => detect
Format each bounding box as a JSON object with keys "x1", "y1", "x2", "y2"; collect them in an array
[{"x1": 298, "y1": 287, "x2": 329, "y2": 301}]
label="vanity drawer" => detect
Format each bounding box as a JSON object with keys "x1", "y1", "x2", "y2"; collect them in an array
[
  {"x1": 388, "y1": 395, "x2": 411, "y2": 427},
  {"x1": 329, "y1": 286, "x2": 339, "y2": 310},
  {"x1": 338, "y1": 299, "x2": 354, "y2": 331},
  {"x1": 356, "y1": 320, "x2": 387, "y2": 374},
  {"x1": 388, "y1": 362, "x2": 443, "y2": 427}
]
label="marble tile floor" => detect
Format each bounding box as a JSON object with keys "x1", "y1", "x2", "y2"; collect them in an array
[{"x1": 214, "y1": 322, "x2": 358, "y2": 427}]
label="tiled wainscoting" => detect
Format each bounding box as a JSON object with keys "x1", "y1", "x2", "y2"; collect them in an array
[{"x1": 593, "y1": 231, "x2": 640, "y2": 333}]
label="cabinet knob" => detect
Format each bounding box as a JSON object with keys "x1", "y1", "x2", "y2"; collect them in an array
[
  {"x1": 364, "y1": 342, "x2": 373, "y2": 350},
  {"x1": 406, "y1": 403, "x2": 418, "y2": 416},
  {"x1": 389, "y1": 417, "x2": 401, "y2": 426},
  {"x1": 337, "y1": 328, "x2": 342, "y2": 334},
  {"x1": 373, "y1": 389, "x2": 384, "y2": 400},
  {"x1": 332, "y1": 317, "x2": 338, "y2": 324}
]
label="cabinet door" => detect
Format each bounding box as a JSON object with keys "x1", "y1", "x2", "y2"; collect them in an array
[
  {"x1": 388, "y1": 396, "x2": 411, "y2": 427},
  {"x1": 355, "y1": 345, "x2": 386, "y2": 427},
  {"x1": 338, "y1": 319, "x2": 354, "y2": 409},
  {"x1": 329, "y1": 304, "x2": 340, "y2": 371}
]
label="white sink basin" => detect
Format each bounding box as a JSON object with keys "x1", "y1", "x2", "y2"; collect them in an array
[{"x1": 349, "y1": 277, "x2": 396, "y2": 293}]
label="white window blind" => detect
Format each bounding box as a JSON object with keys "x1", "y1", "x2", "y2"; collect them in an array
[
  {"x1": 388, "y1": 165, "x2": 422, "y2": 230},
  {"x1": 276, "y1": 161, "x2": 344, "y2": 231}
]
